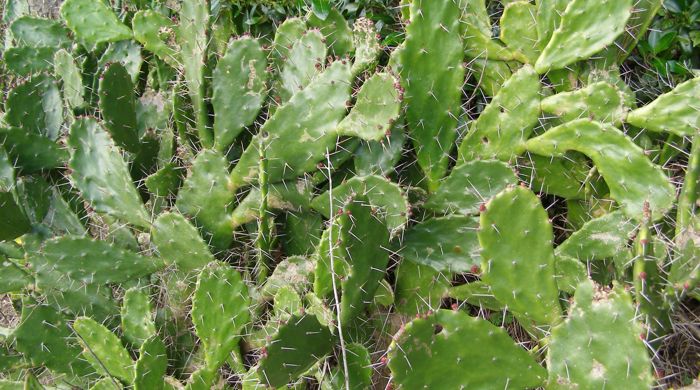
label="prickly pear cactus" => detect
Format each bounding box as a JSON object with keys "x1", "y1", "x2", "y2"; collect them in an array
[{"x1": 0, "y1": 1, "x2": 696, "y2": 387}]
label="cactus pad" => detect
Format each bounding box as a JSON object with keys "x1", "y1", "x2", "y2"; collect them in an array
[
  {"x1": 134, "y1": 336, "x2": 167, "y2": 390},
  {"x1": 213, "y1": 36, "x2": 268, "y2": 152},
  {"x1": 31, "y1": 236, "x2": 163, "y2": 290},
  {"x1": 541, "y1": 81, "x2": 628, "y2": 125},
  {"x1": 121, "y1": 288, "x2": 156, "y2": 347},
  {"x1": 335, "y1": 72, "x2": 402, "y2": 142},
  {"x1": 479, "y1": 186, "x2": 562, "y2": 325},
  {"x1": 626, "y1": 77, "x2": 700, "y2": 137},
  {"x1": 192, "y1": 262, "x2": 250, "y2": 368},
  {"x1": 68, "y1": 118, "x2": 150, "y2": 228},
  {"x1": 535, "y1": 0, "x2": 632, "y2": 73},
  {"x1": 230, "y1": 61, "x2": 351, "y2": 189},
  {"x1": 425, "y1": 160, "x2": 518, "y2": 215},
  {"x1": 311, "y1": 175, "x2": 408, "y2": 233},
  {"x1": 458, "y1": 65, "x2": 540, "y2": 162},
  {"x1": 151, "y1": 212, "x2": 215, "y2": 272},
  {"x1": 60, "y1": 0, "x2": 132, "y2": 47},
  {"x1": 556, "y1": 210, "x2": 636, "y2": 261},
  {"x1": 525, "y1": 119, "x2": 674, "y2": 220},
  {"x1": 257, "y1": 313, "x2": 335, "y2": 388},
  {"x1": 400, "y1": 215, "x2": 480, "y2": 273},
  {"x1": 547, "y1": 280, "x2": 653, "y2": 389},
  {"x1": 388, "y1": 309, "x2": 546, "y2": 389},
  {"x1": 73, "y1": 317, "x2": 135, "y2": 382},
  {"x1": 338, "y1": 195, "x2": 390, "y2": 323},
  {"x1": 176, "y1": 150, "x2": 234, "y2": 251},
  {"x1": 400, "y1": 0, "x2": 465, "y2": 190},
  {"x1": 98, "y1": 63, "x2": 140, "y2": 153}
]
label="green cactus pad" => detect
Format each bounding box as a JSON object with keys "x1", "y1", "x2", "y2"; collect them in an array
[
  {"x1": 353, "y1": 124, "x2": 406, "y2": 176},
  {"x1": 31, "y1": 236, "x2": 163, "y2": 290},
  {"x1": 518, "y1": 153, "x2": 589, "y2": 199},
  {"x1": 399, "y1": 215, "x2": 480, "y2": 273},
  {"x1": 0, "y1": 128, "x2": 68, "y2": 173},
  {"x1": 547, "y1": 280, "x2": 653, "y2": 389},
  {"x1": 46, "y1": 284, "x2": 119, "y2": 326},
  {"x1": 192, "y1": 261, "x2": 250, "y2": 368},
  {"x1": 60, "y1": 0, "x2": 132, "y2": 47},
  {"x1": 68, "y1": 118, "x2": 150, "y2": 228},
  {"x1": 626, "y1": 77, "x2": 700, "y2": 137},
  {"x1": 274, "y1": 30, "x2": 326, "y2": 105},
  {"x1": 10, "y1": 16, "x2": 70, "y2": 47},
  {"x1": 499, "y1": 1, "x2": 539, "y2": 63},
  {"x1": 311, "y1": 175, "x2": 408, "y2": 233},
  {"x1": 98, "y1": 63, "x2": 140, "y2": 153},
  {"x1": 603, "y1": 0, "x2": 663, "y2": 64},
  {"x1": 336, "y1": 73, "x2": 401, "y2": 142},
  {"x1": 327, "y1": 343, "x2": 372, "y2": 390},
  {"x1": 230, "y1": 61, "x2": 352, "y2": 189},
  {"x1": 351, "y1": 18, "x2": 381, "y2": 76},
  {"x1": 525, "y1": 119, "x2": 674, "y2": 220},
  {"x1": 447, "y1": 281, "x2": 504, "y2": 311},
  {"x1": 176, "y1": 150, "x2": 234, "y2": 251},
  {"x1": 535, "y1": 0, "x2": 571, "y2": 48},
  {"x1": 262, "y1": 255, "x2": 315, "y2": 298},
  {"x1": 14, "y1": 303, "x2": 93, "y2": 376},
  {"x1": 388, "y1": 309, "x2": 546, "y2": 389},
  {"x1": 0, "y1": 189, "x2": 31, "y2": 240},
  {"x1": 338, "y1": 195, "x2": 390, "y2": 323},
  {"x1": 395, "y1": 260, "x2": 450, "y2": 316},
  {"x1": 554, "y1": 254, "x2": 587, "y2": 294},
  {"x1": 257, "y1": 314, "x2": 335, "y2": 388},
  {"x1": 121, "y1": 288, "x2": 156, "y2": 347},
  {"x1": 99, "y1": 40, "x2": 144, "y2": 83},
  {"x1": 213, "y1": 37, "x2": 268, "y2": 152},
  {"x1": 134, "y1": 336, "x2": 167, "y2": 390},
  {"x1": 541, "y1": 81, "x2": 628, "y2": 125},
  {"x1": 400, "y1": 0, "x2": 465, "y2": 190},
  {"x1": 424, "y1": 160, "x2": 518, "y2": 215},
  {"x1": 73, "y1": 317, "x2": 134, "y2": 382},
  {"x1": 556, "y1": 210, "x2": 636, "y2": 261},
  {"x1": 479, "y1": 186, "x2": 562, "y2": 325},
  {"x1": 132, "y1": 10, "x2": 179, "y2": 68},
  {"x1": 151, "y1": 212, "x2": 215, "y2": 272},
  {"x1": 53, "y1": 49, "x2": 84, "y2": 109},
  {"x1": 0, "y1": 256, "x2": 32, "y2": 293},
  {"x1": 307, "y1": 8, "x2": 353, "y2": 57},
  {"x1": 145, "y1": 162, "x2": 181, "y2": 197},
  {"x1": 463, "y1": 0, "x2": 521, "y2": 61},
  {"x1": 283, "y1": 212, "x2": 324, "y2": 256},
  {"x1": 535, "y1": 0, "x2": 632, "y2": 73},
  {"x1": 5, "y1": 75, "x2": 62, "y2": 139},
  {"x1": 458, "y1": 65, "x2": 540, "y2": 162},
  {"x1": 231, "y1": 180, "x2": 313, "y2": 229},
  {"x1": 4, "y1": 46, "x2": 55, "y2": 75},
  {"x1": 177, "y1": 0, "x2": 210, "y2": 146},
  {"x1": 269, "y1": 18, "x2": 307, "y2": 75},
  {"x1": 469, "y1": 59, "x2": 513, "y2": 97},
  {"x1": 313, "y1": 212, "x2": 346, "y2": 298}
]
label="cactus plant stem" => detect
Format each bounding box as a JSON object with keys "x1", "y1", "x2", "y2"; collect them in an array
[
  {"x1": 676, "y1": 135, "x2": 700, "y2": 239},
  {"x1": 256, "y1": 136, "x2": 272, "y2": 285},
  {"x1": 325, "y1": 151, "x2": 351, "y2": 390}
]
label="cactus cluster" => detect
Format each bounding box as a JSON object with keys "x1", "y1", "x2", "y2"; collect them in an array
[{"x1": 0, "y1": 0, "x2": 699, "y2": 388}]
